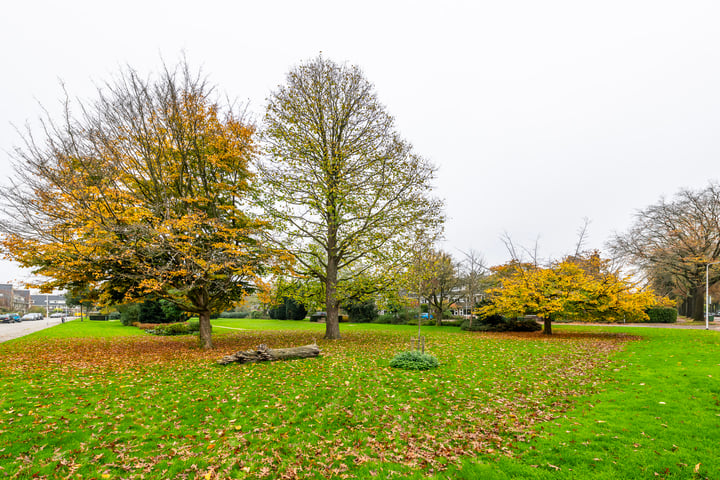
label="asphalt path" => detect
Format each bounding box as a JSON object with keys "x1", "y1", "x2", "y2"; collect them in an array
[
  {"x1": 566, "y1": 321, "x2": 720, "y2": 330},
  {"x1": 0, "y1": 317, "x2": 69, "y2": 343}
]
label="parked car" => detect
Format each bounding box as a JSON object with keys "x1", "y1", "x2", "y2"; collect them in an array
[
  {"x1": 49, "y1": 312, "x2": 64, "y2": 318},
  {"x1": 21, "y1": 313, "x2": 43, "y2": 321},
  {"x1": 2, "y1": 313, "x2": 22, "y2": 323},
  {"x1": 419, "y1": 312, "x2": 434, "y2": 319}
]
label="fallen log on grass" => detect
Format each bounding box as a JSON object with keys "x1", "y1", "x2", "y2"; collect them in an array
[{"x1": 218, "y1": 344, "x2": 320, "y2": 365}]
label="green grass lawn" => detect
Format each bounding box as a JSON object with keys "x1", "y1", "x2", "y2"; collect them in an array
[{"x1": 0, "y1": 320, "x2": 717, "y2": 479}]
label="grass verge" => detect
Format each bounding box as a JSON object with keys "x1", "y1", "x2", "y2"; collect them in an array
[{"x1": 0, "y1": 321, "x2": 717, "y2": 479}]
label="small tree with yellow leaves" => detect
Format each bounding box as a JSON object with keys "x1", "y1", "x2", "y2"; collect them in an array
[{"x1": 480, "y1": 253, "x2": 670, "y2": 334}]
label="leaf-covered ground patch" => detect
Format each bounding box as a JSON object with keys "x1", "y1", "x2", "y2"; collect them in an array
[{"x1": 0, "y1": 322, "x2": 634, "y2": 479}]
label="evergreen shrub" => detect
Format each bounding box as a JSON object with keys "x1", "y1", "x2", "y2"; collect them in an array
[
  {"x1": 269, "y1": 297, "x2": 307, "y2": 320},
  {"x1": 389, "y1": 350, "x2": 440, "y2": 371},
  {"x1": 343, "y1": 299, "x2": 378, "y2": 323},
  {"x1": 645, "y1": 307, "x2": 678, "y2": 323},
  {"x1": 120, "y1": 304, "x2": 140, "y2": 326},
  {"x1": 138, "y1": 300, "x2": 167, "y2": 324}
]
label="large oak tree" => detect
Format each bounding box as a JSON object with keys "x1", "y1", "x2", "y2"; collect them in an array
[
  {"x1": 260, "y1": 56, "x2": 443, "y2": 339},
  {"x1": 0, "y1": 62, "x2": 268, "y2": 348}
]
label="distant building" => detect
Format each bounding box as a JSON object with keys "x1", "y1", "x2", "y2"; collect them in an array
[
  {"x1": 0, "y1": 284, "x2": 32, "y2": 313},
  {"x1": 0, "y1": 284, "x2": 13, "y2": 311},
  {"x1": 30, "y1": 294, "x2": 67, "y2": 313},
  {"x1": 14, "y1": 289, "x2": 31, "y2": 312}
]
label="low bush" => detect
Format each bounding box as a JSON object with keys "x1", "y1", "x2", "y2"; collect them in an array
[
  {"x1": 135, "y1": 321, "x2": 198, "y2": 336},
  {"x1": 508, "y1": 318, "x2": 543, "y2": 332},
  {"x1": 153, "y1": 323, "x2": 190, "y2": 336},
  {"x1": 461, "y1": 315, "x2": 541, "y2": 332},
  {"x1": 389, "y1": 350, "x2": 440, "y2": 371},
  {"x1": 460, "y1": 314, "x2": 504, "y2": 331},
  {"x1": 375, "y1": 312, "x2": 412, "y2": 325},
  {"x1": 645, "y1": 307, "x2": 678, "y2": 323},
  {"x1": 442, "y1": 319, "x2": 464, "y2": 327}
]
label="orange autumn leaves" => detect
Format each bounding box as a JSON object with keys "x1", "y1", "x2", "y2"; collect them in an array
[{"x1": 0, "y1": 65, "x2": 276, "y2": 349}]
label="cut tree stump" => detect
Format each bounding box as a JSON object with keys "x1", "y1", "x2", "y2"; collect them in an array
[{"x1": 217, "y1": 344, "x2": 320, "y2": 365}]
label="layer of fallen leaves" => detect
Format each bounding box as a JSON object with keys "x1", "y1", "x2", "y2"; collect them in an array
[{"x1": 0, "y1": 328, "x2": 636, "y2": 479}]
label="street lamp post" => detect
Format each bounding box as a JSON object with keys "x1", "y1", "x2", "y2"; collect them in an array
[{"x1": 706, "y1": 261, "x2": 720, "y2": 330}]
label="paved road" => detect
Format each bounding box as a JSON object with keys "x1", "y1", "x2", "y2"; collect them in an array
[
  {"x1": 566, "y1": 321, "x2": 720, "y2": 330},
  {"x1": 0, "y1": 317, "x2": 68, "y2": 343}
]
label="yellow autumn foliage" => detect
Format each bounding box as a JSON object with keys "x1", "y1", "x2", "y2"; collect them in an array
[{"x1": 479, "y1": 252, "x2": 672, "y2": 327}]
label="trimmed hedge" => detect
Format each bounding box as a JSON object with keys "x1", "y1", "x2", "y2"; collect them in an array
[
  {"x1": 219, "y1": 311, "x2": 250, "y2": 318},
  {"x1": 645, "y1": 307, "x2": 678, "y2": 323}
]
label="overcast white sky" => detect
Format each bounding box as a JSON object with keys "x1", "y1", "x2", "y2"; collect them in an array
[{"x1": 1, "y1": 0, "x2": 719, "y2": 285}]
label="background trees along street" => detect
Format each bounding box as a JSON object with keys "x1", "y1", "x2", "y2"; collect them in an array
[
  {"x1": 610, "y1": 182, "x2": 720, "y2": 321},
  {"x1": 0, "y1": 62, "x2": 270, "y2": 349},
  {"x1": 260, "y1": 56, "x2": 443, "y2": 339}
]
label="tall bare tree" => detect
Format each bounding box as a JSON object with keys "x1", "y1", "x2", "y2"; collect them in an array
[
  {"x1": 458, "y1": 248, "x2": 488, "y2": 325},
  {"x1": 260, "y1": 56, "x2": 443, "y2": 339},
  {"x1": 609, "y1": 182, "x2": 720, "y2": 321}
]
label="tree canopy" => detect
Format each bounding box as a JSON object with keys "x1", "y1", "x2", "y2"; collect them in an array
[
  {"x1": 0, "y1": 61, "x2": 269, "y2": 348},
  {"x1": 260, "y1": 56, "x2": 443, "y2": 339},
  {"x1": 480, "y1": 252, "x2": 668, "y2": 334},
  {"x1": 609, "y1": 182, "x2": 720, "y2": 321},
  {"x1": 407, "y1": 248, "x2": 464, "y2": 325}
]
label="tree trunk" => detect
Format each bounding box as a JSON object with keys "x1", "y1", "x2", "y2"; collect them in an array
[
  {"x1": 199, "y1": 310, "x2": 213, "y2": 349},
  {"x1": 325, "y1": 256, "x2": 341, "y2": 339},
  {"x1": 434, "y1": 305, "x2": 443, "y2": 326},
  {"x1": 218, "y1": 343, "x2": 320, "y2": 365},
  {"x1": 692, "y1": 286, "x2": 705, "y2": 322},
  {"x1": 543, "y1": 317, "x2": 552, "y2": 335}
]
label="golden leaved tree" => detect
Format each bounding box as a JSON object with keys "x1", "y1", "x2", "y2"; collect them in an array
[
  {"x1": 0, "y1": 62, "x2": 270, "y2": 349},
  {"x1": 480, "y1": 252, "x2": 670, "y2": 334}
]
